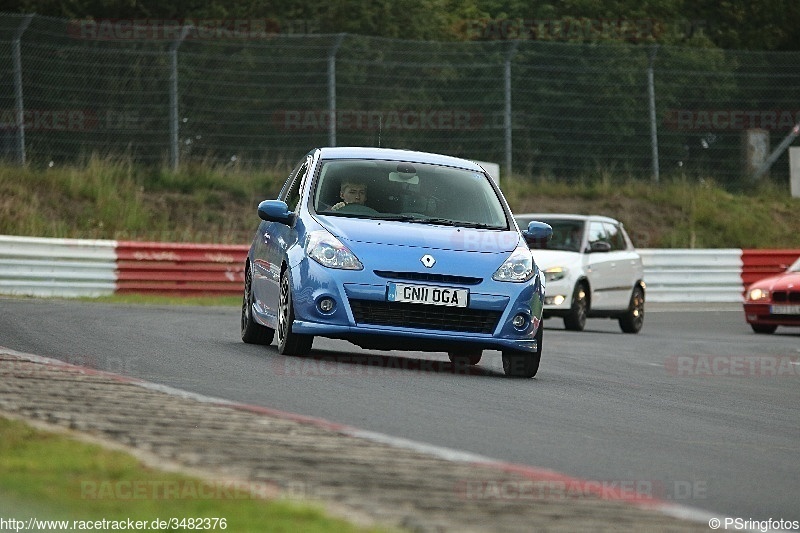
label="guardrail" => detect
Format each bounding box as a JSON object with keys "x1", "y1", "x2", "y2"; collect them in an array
[
  {"x1": 1, "y1": 236, "x2": 798, "y2": 302},
  {"x1": 638, "y1": 249, "x2": 745, "y2": 303},
  {"x1": 116, "y1": 241, "x2": 248, "y2": 295},
  {"x1": 740, "y1": 249, "x2": 800, "y2": 288},
  {"x1": 0, "y1": 235, "x2": 117, "y2": 297}
]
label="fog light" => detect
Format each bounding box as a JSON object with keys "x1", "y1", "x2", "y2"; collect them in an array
[
  {"x1": 545, "y1": 295, "x2": 566, "y2": 306},
  {"x1": 512, "y1": 314, "x2": 527, "y2": 329},
  {"x1": 317, "y1": 297, "x2": 335, "y2": 313}
]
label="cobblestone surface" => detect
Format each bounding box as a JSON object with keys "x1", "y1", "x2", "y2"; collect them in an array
[{"x1": 0, "y1": 349, "x2": 711, "y2": 532}]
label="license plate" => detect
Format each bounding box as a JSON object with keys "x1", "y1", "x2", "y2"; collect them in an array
[
  {"x1": 387, "y1": 282, "x2": 468, "y2": 307},
  {"x1": 771, "y1": 304, "x2": 800, "y2": 315}
]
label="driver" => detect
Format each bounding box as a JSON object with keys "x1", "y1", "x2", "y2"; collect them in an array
[{"x1": 331, "y1": 180, "x2": 367, "y2": 210}]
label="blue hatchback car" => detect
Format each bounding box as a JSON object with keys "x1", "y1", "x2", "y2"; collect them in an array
[{"x1": 241, "y1": 147, "x2": 552, "y2": 377}]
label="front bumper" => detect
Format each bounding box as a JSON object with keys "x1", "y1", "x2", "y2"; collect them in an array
[
  {"x1": 743, "y1": 303, "x2": 800, "y2": 327},
  {"x1": 285, "y1": 259, "x2": 545, "y2": 353}
]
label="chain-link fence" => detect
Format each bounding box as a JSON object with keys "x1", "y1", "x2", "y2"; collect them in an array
[{"x1": 2, "y1": 13, "x2": 799, "y2": 187}]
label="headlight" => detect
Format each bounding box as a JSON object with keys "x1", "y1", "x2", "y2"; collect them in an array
[
  {"x1": 747, "y1": 288, "x2": 769, "y2": 301},
  {"x1": 493, "y1": 246, "x2": 534, "y2": 282},
  {"x1": 544, "y1": 266, "x2": 567, "y2": 282},
  {"x1": 306, "y1": 230, "x2": 363, "y2": 270}
]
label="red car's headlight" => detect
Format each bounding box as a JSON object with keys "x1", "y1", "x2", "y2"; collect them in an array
[{"x1": 746, "y1": 288, "x2": 770, "y2": 301}]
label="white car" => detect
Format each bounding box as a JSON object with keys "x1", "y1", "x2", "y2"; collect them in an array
[{"x1": 515, "y1": 214, "x2": 645, "y2": 333}]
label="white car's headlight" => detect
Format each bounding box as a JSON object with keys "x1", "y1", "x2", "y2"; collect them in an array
[
  {"x1": 493, "y1": 246, "x2": 535, "y2": 282},
  {"x1": 306, "y1": 230, "x2": 363, "y2": 270},
  {"x1": 544, "y1": 266, "x2": 567, "y2": 282},
  {"x1": 747, "y1": 288, "x2": 769, "y2": 301}
]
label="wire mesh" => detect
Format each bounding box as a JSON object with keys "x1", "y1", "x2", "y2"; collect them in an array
[{"x1": 1, "y1": 13, "x2": 799, "y2": 187}]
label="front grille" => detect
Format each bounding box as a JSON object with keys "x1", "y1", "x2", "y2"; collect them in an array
[
  {"x1": 772, "y1": 291, "x2": 800, "y2": 303},
  {"x1": 374, "y1": 270, "x2": 483, "y2": 285},
  {"x1": 349, "y1": 299, "x2": 501, "y2": 334}
]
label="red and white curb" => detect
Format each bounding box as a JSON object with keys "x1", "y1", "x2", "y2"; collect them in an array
[{"x1": 0, "y1": 345, "x2": 745, "y2": 531}]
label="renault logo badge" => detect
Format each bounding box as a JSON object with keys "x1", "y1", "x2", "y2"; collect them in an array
[{"x1": 420, "y1": 254, "x2": 436, "y2": 268}]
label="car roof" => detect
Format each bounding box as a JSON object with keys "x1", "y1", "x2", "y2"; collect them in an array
[
  {"x1": 315, "y1": 147, "x2": 484, "y2": 172},
  {"x1": 515, "y1": 213, "x2": 621, "y2": 225}
]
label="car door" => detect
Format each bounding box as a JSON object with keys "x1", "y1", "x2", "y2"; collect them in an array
[
  {"x1": 253, "y1": 156, "x2": 310, "y2": 319},
  {"x1": 601, "y1": 221, "x2": 639, "y2": 309},
  {"x1": 584, "y1": 220, "x2": 617, "y2": 310}
]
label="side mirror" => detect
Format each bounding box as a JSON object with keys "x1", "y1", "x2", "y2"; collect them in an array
[
  {"x1": 257, "y1": 200, "x2": 295, "y2": 225},
  {"x1": 522, "y1": 221, "x2": 553, "y2": 247},
  {"x1": 590, "y1": 241, "x2": 612, "y2": 253}
]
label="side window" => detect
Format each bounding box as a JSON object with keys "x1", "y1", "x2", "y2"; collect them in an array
[
  {"x1": 603, "y1": 223, "x2": 627, "y2": 251},
  {"x1": 281, "y1": 157, "x2": 310, "y2": 212},
  {"x1": 587, "y1": 222, "x2": 607, "y2": 246}
]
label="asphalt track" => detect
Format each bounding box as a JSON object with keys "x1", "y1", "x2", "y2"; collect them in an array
[{"x1": 1, "y1": 298, "x2": 798, "y2": 525}]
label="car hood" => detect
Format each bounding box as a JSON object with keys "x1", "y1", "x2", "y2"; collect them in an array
[
  {"x1": 529, "y1": 250, "x2": 582, "y2": 270},
  {"x1": 750, "y1": 271, "x2": 800, "y2": 291},
  {"x1": 315, "y1": 215, "x2": 521, "y2": 253}
]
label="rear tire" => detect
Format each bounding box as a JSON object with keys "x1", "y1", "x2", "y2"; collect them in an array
[
  {"x1": 751, "y1": 323, "x2": 777, "y2": 334},
  {"x1": 502, "y1": 326, "x2": 542, "y2": 378},
  {"x1": 564, "y1": 283, "x2": 588, "y2": 331},
  {"x1": 277, "y1": 270, "x2": 314, "y2": 355},
  {"x1": 241, "y1": 264, "x2": 275, "y2": 345},
  {"x1": 619, "y1": 285, "x2": 645, "y2": 334},
  {"x1": 448, "y1": 350, "x2": 482, "y2": 366}
]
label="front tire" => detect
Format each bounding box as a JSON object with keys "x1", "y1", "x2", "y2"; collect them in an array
[
  {"x1": 241, "y1": 264, "x2": 275, "y2": 345},
  {"x1": 277, "y1": 270, "x2": 314, "y2": 356},
  {"x1": 502, "y1": 325, "x2": 542, "y2": 378},
  {"x1": 564, "y1": 283, "x2": 588, "y2": 331},
  {"x1": 619, "y1": 285, "x2": 645, "y2": 334},
  {"x1": 751, "y1": 323, "x2": 777, "y2": 334}
]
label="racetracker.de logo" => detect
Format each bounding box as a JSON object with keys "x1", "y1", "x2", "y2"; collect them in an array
[
  {"x1": 459, "y1": 18, "x2": 707, "y2": 43},
  {"x1": 664, "y1": 355, "x2": 799, "y2": 377},
  {"x1": 272, "y1": 109, "x2": 484, "y2": 131},
  {"x1": 664, "y1": 109, "x2": 800, "y2": 131},
  {"x1": 67, "y1": 19, "x2": 284, "y2": 40},
  {"x1": 455, "y1": 479, "x2": 707, "y2": 501}
]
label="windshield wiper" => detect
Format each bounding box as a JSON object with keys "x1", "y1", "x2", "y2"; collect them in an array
[
  {"x1": 375, "y1": 215, "x2": 503, "y2": 229},
  {"x1": 416, "y1": 218, "x2": 504, "y2": 229},
  {"x1": 374, "y1": 214, "x2": 421, "y2": 221}
]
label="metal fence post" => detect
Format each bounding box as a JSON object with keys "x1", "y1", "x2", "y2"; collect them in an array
[
  {"x1": 752, "y1": 122, "x2": 800, "y2": 180},
  {"x1": 169, "y1": 26, "x2": 191, "y2": 171},
  {"x1": 504, "y1": 41, "x2": 518, "y2": 180},
  {"x1": 327, "y1": 34, "x2": 345, "y2": 147},
  {"x1": 647, "y1": 45, "x2": 660, "y2": 183},
  {"x1": 12, "y1": 14, "x2": 34, "y2": 166}
]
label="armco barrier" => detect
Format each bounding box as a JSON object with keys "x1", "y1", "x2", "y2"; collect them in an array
[
  {"x1": 0, "y1": 235, "x2": 117, "y2": 298},
  {"x1": 1, "y1": 235, "x2": 798, "y2": 301},
  {"x1": 741, "y1": 249, "x2": 800, "y2": 289},
  {"x1": 638, "y1": 249, "x2": 745, "y2": 303},
  {"x1": 116, "y1": 241, "x2": 248, "y2": 295}
]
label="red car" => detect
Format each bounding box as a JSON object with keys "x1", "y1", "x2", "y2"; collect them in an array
[{"x1": 744, "y1": 256, "x2": 800, "y2": 334}]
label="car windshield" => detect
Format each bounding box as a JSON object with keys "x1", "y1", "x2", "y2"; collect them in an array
[
  {"x1": 789, "y1": 257, "x2": 800, "y2": 272},
  {"x1": 522, "y1": 219, "x2": 585, "y2": 252},
  {"x1": 312, "y1": 159, "x2": 508, "y2": 229}
]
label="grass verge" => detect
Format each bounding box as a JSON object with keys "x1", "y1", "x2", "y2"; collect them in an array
[
  {"x1": 0, "y1": 416, "x2": 385, "y2": 532},
  {"x1": 85, "y1": 294, "x2": 241, "y2": 307},
  {"x1": 2, "y1": 159, "x2": 800, "y2": 248}
]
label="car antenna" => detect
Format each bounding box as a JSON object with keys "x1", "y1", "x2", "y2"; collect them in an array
[{"x1": 378, "y1": 115, "x2": 382, "y2": 147}]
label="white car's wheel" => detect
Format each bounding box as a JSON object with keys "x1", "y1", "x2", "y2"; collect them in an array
[
  {"x1": 564, "y1": 283, "x2": 588, "y2": 331},
  {"x1": 619, "y1": 285, "x2": 645, "y2": 334}
]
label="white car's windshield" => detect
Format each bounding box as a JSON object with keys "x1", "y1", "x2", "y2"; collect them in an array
[
  {"x1": 525, "y1": 219, "x2": 585, "y2": 252},
  {"x1": 313, "y1": 159, "x2": 508, "y2": 229}
]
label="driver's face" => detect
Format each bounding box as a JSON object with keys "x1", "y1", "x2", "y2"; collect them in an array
[{"x1": 341, "y1": 184, "x2": 367, "y2": 204}]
